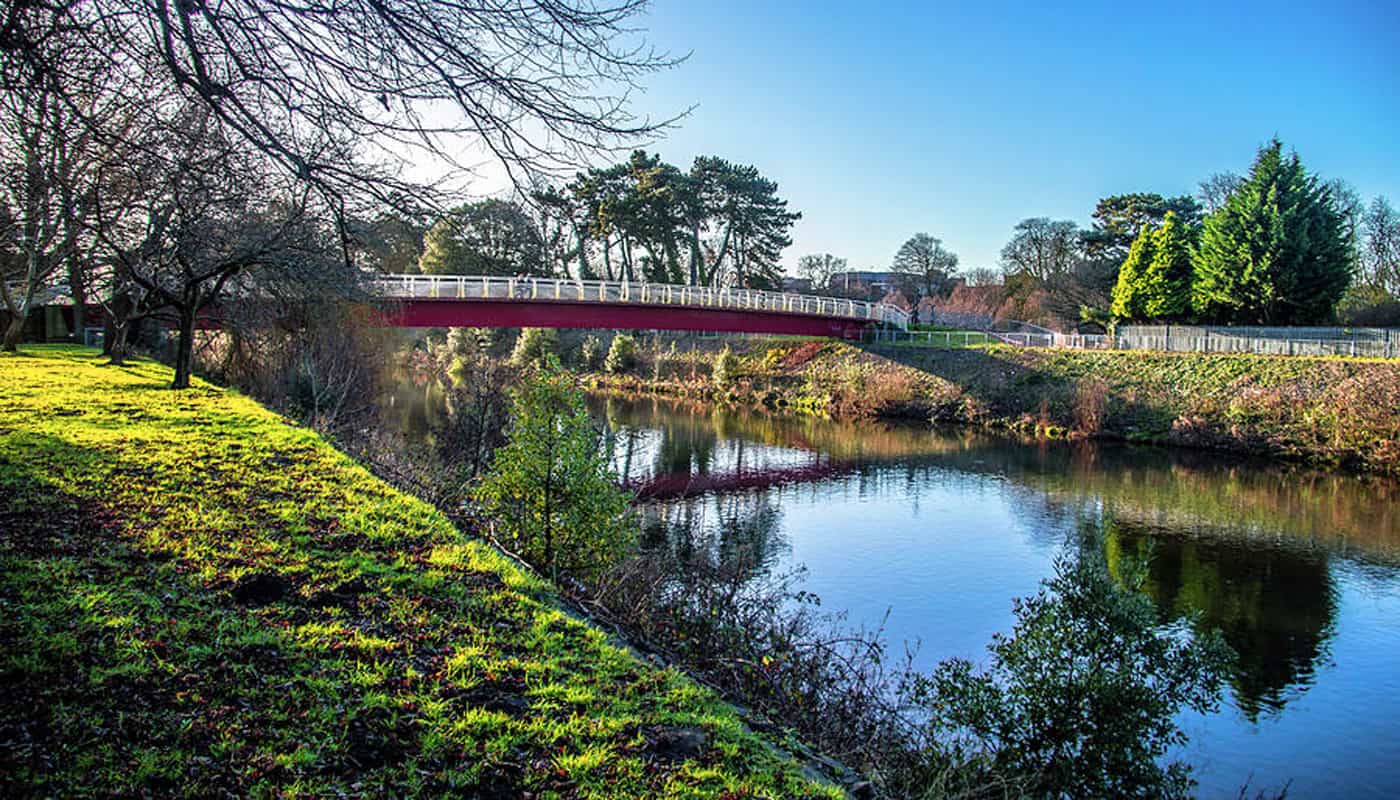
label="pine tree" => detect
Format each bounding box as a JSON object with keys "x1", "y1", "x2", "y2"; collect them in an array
[
  {"x1": 1138, "y1": 212, "x2": 1195, "y2": 320},
  {"x1": 1110, "y1": 225, "x2": 1155, "y2": 320},
  {"x1": 1192, "y1": 139, "x2": 1351, "y2": 324}
]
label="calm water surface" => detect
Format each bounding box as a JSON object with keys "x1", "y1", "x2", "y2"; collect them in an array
[{"x1": 588, "y1": 394, "x2": 1400, "y2": 799}]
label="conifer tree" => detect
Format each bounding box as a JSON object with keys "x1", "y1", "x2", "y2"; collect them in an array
[
  {"x1": 1138, "y1": 212, "x2": 1195, "y2": 320},
  {"x1": 1192, "y1": 139, "x2": 1351, "y2": 324},
  {"x1": 1110, "y1": 225, "x2": 1155, "y2": 320}
]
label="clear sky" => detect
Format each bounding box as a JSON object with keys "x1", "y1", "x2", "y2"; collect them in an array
[{"x1": 624, "y1": 0, "x2": 1400, "y2": 273}]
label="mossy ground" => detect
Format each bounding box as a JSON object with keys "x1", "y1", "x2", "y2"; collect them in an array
[{"x1": 0, "y1": 345, "x2": 839, "y2": 799}]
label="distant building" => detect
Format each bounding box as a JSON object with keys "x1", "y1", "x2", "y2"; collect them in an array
[
  {"x1": 830, "y1": 270, "x2": 903, "y2": 294},
  {"x1": 781, "y1": 276, "x2": 813, "y2": 294}
]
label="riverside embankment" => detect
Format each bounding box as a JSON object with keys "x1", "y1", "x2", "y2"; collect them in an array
[
  {"x1": 584, "y1": 338, "x2": 1400, "y2": 476},
  {"x1": 0, "y1": 346, "x2": 839, "y2": 798}
]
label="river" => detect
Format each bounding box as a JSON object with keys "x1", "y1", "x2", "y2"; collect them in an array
[{"x1": 589, "y1": 393, "x2": 1400, "y2": 799}]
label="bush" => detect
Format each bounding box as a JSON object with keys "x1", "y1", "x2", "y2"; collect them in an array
[
  {"x1": 473, "y1": 362, "x2": 635, "y2": 579},
  {"x1": 577, "y1": 335, "x2": 603, "y2": 370},
  {"x1": 712, "y1": 345, "x2": 739, "y2": 390},
  {"x1": 604, "y1": 333, "x2": 638, "y2": 374},
  {"x1": 509, "y1": 327, "x2": 558, "y2": 369}
]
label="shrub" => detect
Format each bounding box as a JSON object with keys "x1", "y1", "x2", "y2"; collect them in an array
[
  {"x1": 509, "y1": 327, "x2": 558, "y2": 369},
  {"x1": 473, "y1": 361, "x2": 635, "y2": 579},
  {"x1": 604, "y1": 333, "x2": 638, "y2": 374},
  {"x1": 1073, "y1": 378, "x2": 1109, "y2": 435},
  {"x1": 578, "y1": 334, "x2": 603, "y2": 370},
  {"x1": 712, "y1": 345, "x2": 739, "y2": 390}
]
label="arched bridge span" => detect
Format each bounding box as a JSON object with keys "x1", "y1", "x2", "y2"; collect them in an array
[{"x1": 371, "y1": 275, "x2": 909, "y2": 338}]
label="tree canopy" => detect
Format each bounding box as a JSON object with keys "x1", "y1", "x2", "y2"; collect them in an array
[
  {"x1": 417, "y1": 199, "x2": 546, "y2": 277},
  {"x1": 551, "y1": 151, "x2": 800, "y2": 288},
  {"x1": 1138, "y1": 211, "x2": 1195, "y2": 320},
  {"x1": 1083, "y1": 193, "x2": 1201, "y2": 271},
  {"x1": 1110, "y1": 226, "x2": 1155, "y2": 320},
  {"x1": 795, "y1": 253, "x2": 847, "y2": 290},
  {"x1": 1, "y1": 0, "x2": 679, "y2": 210},
  {"x1": 892, "y1": 233, "x2": 960, "y2": 296},
  {"x1": 1192, "y1": 139, "x2": 1352, "y2": 324},
  {"x1": 1000, "y1": 218, "x2": 1081, "y2": 283}
]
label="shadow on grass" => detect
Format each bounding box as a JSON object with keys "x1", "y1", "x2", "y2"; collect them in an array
[{"x1": 0, "y1": 437, "x2": 480, "y2": 796}]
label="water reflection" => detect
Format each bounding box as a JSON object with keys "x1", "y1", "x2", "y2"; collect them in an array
[
  {"x1": 640, "y1": 494, "x2": 790, "y2": 582},
  {"x1": 591, "y1": 393, "x2": 1399, "y2": 730},
  {"x1": 1098, "y1": 514, "x2": 1337, "y2": 720}
]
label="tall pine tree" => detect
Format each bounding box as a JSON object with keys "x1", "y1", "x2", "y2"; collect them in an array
[
  {"x1": 1192, "y1": 139, "x2": 1351, "y2": 324},
  {"x1": 1138, "y1": 211, "x2": 1195, "y2": 320},
  {"x1": 1110, "y1": 225, "x2": 1155, "y2": 320}
]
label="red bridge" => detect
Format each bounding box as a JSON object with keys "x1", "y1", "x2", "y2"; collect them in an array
[{"x1": 372, "y1": 275, "x2": 909, "y2": 338}]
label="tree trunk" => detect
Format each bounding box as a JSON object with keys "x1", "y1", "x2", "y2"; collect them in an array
[
  {"x1": 688, "y1": 230, "x2": 701, "y2": 286},
  {"x1": 575, "y1": 229, "x2": 589, "y2": 280},
  {"x1": 172, "y1": 307, "x2": 196, "y2": 389},
  {"x1": 107, "y1": 320, "x2": 130, "y2": 364},
  {"x1": 2, "y1": 313, "x2": 24, "y2": 352}
]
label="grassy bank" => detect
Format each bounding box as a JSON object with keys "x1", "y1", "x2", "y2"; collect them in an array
[
  {"x1": 585, "y1": 338, "x2": 1400, "y2": 475},
  {"x1": 0, "y1": 346, "x2": 838, "y2": 798}
]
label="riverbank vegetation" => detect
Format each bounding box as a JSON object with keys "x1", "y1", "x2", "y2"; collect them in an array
[{"x1": 580, "y1": 336, "x2": 1400, "y2": 475}]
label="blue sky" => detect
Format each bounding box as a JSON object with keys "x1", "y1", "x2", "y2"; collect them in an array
[{"x1": 627, "y1": 0, "x2": 1400, "y2": 272}]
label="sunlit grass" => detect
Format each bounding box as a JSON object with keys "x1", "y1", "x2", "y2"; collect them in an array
[{"x1": 0, "y1": 345, "x2": 838, "y2": 798}]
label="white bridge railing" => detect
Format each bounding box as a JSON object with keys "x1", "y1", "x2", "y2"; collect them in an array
[{"x1": 370, "y1": 274, "x2": 910, "y2": 329}]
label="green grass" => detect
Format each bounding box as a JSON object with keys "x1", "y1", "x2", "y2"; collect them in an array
[{"x1": 0, "y1": 345, "x2": 839, "y2": 799}]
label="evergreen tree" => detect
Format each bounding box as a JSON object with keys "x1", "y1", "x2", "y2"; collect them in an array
[
  {"x1": 473, "y1": 361, "x2": 634, "y2": 579},
  {"x1": 1192, "y1": 139, "x2": 1351, "y2": 324},
  {"x1": 1110, "y1": 225, "x2": 1155, "y2": 320},
  {"x1": 1138, "y1": 211, "x2": 1195, "y2": 320}
]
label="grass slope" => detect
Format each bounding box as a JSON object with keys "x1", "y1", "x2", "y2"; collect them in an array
[{"x1": 0, "y1": 346, "x2": 837, "y2": 799}]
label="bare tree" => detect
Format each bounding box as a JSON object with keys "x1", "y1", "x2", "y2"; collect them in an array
[
  {"x1": 1361, "y1": 196, "x2": 1400, "y2": 295},
  {"x1": 795, "y1": 253, "x2": 846, "y2": 291},
  {"x1": 999, "y1": 218, "x2": 1080, "y2": 282},
  {"x1": 0, "y1": 49, "x2": 114, "y2": 351},
  {"x1": 891, "y1": 232, "x2": 959, "y2": 297},
  {"x1": 92, "y1": 105, "x2": 340, "y2": 387},
  {"x1": 965, "y1": 267, "x2": 1001, "y2": 287},
  {"x1": 1197, "y1": 172, "x2": 1243, "y2": 214},
  {"x1": 3, "y1": 0, "x2": 682, "y2": 215}
]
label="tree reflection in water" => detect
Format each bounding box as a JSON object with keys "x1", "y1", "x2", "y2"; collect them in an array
[{"x1": 1097, "y1": 511, "x2": 1337, "y2": 720}]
